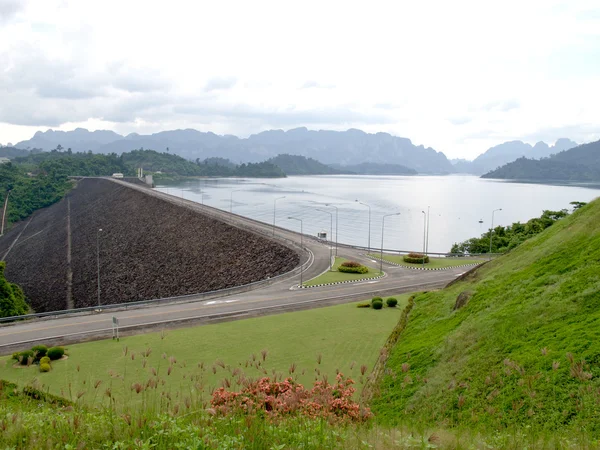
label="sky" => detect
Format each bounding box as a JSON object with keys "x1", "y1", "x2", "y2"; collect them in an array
[{"x1": 0, "y1": 0, "x2": 599, "y2": 160}]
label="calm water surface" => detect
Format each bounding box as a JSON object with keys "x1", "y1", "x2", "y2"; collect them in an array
[{"x1": 155, "y1": 175, "x2": 600, "y2": 254}]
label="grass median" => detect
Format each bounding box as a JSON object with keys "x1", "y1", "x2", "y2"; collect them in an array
[
  {"x1": 369, "y1": 253, "x2": 484, "y2": 269},
  {"x1": 303, "y1": 257, "x2": 382, "y2": 286}
]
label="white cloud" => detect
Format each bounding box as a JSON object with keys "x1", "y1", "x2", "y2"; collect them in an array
[{"x1": 0, "y1": 0, "x2": 599, "y2": 158}]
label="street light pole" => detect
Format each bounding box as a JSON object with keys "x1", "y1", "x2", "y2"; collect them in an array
[
  {"x1": 316, "y1": 208, "x2": 333, "y2": 271},
  {"x1": 97, "y1": 228, "x2": 103, "y2": 307},
  {"x1": 421, "y1": 210, "x2": 427, "y2": 267},
  {"x1": 489, "y1": 208, "x2": 502, "y2": 259},
  {"x1": 425, "y1": 205, "x2": 430, "y2": 255},
  {"x1": 380, "y1": 213, "x2": 401, "y2": 274},
  {"x1": 273, "y1": 196, "x2": 286, "y2": 236},
  {"x1": 325, "y1": 204, "x2": 339, "y2": 257},
  {"x1": 355, "y1": 200, "x2": 371, "y2": 255},
  {"x1": 288, "y1": 217, "x2": 304, "y2": 286},
  {"x1": 230, "y1": 189, "x2": 241, "y2": 213}
]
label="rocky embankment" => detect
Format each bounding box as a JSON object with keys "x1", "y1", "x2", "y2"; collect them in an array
[{"x1": 0, "y1": 179, "x2": 299, "y2": 313}]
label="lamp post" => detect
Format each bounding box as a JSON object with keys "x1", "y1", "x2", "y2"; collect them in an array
[
  {"x1": 288, "y1": 217, "x2": 304, "y2": 286},
  {"x1": 380, "y1": 213, "x2": 401, "y2": 274},
  {"x1": 425, "y1": 205, "x2": 430, "y2": 255},
  {"x1": 273, "y1": 196, "x2": 286, "y2": 236},
  {"x1": 355, "y1": 200, "x2": 371, "y2": 255},
  {"x1": 325, "y1": 204, "x2": 338, "y2": 257},
  {"x1": 230, "y1": 189, "x2": 241, "y2": 213},
  {"x1": 421, "y1": 210, "x2": 427, "y2": 267},
  {"x1": 316, "y1": 208, "x2": 333, "y2": 271},
  {"x1": 97, "y1": 228, "x2": 103, "y2": 307},
  {"x1": 489, "y1": 208, "x2": 502, "y2": 259}
]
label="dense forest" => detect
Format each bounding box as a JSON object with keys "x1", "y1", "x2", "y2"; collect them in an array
[
  {"x1": 267, "y1": 154, "x2": 343, "y2": 175},
  {"x1": 450, "y1": 207, "x2": 578, "y2": 254},
  {"x1": 482, "y1": 139, "x2": 600, "y2": 181}
]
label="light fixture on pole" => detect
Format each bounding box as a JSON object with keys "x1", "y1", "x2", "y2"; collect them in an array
[
  {"x1": 380, "y1": 213, "x2": 401, "y2": 274},
  {"x1": 325, "y1": 204, "x2": 339, "y2": 257},
  {"x1": 230, "y1": 189, "x2": 241, "y2": 213},
  {"x1": 288, "y1": 217, "x2": 304, "y2": 286},
  {"x1": 0, "y1": 189, "x2": 10, "y2": 237},
  {"x1": 273, "y1": 196, "x2": 286, "y2": 236},
  {"x1": 355, "y1": 200, "x2": 371, "y2": 255},
  {"x1": 425, "y1": 205, "x2": 430, "y2": 255},
  {"x1": 97, "y1": 228, "x2": 103, "y2": 307},
  {"x1": 316, "y1": 208, "x2": 333, "y2": 271},
  {"x1": 489, "y1": 208, "x2": 502, "y2": 259}
]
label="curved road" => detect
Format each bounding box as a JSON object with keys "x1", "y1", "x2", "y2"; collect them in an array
[{"x1": 0, "y1": 179, "x2": 471, "y2": 353}]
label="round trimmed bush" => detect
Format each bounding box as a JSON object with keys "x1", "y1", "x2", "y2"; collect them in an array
[
  {"x1": 386, "y1": 297, "x2": 398, "y2": 307},
  {"x1": 40, "y1": 356, "x2": 51, "y2": 365},
  {"x1": 372, "y1": 300, "x2": 383, "y2": 310},
  {"x1": 39, "y1": 363, "x2": 51, "y2": 373},
  {"x1": 371, "y1": 297, "x2": 383, "y2": 305},
  {"x1": 18, "y1": 350, "x2": 34, "y2": 365},
  {"x1": 338, "y1": 263, "x2": 369, "y2": 274},
  {"x1": 31, "y1": 344, "x2": 48, "y2": 360},
  {"x1": 47, "y1": 347, "x2": 65, "y2": 361},
  {"x1": 403, "y1": 253, "x2": 430, "y2": 264}
]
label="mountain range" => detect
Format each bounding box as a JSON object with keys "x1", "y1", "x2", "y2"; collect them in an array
[
  {"x1": 482, "y1": 139, "x2": 600, "y2": 182},
  {"x1": 452, "y1": 138, "x2": 578, "y2": 175},
  {"x1": 14, "y1": 127, "x2": 454, "y2": 174}
]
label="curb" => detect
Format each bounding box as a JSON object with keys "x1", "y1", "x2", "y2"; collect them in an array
[
  {"x1": 368, "y1": 256, "x2": 483, "y2": 272},
  {"x1": 297, "y1": 273, "x2": 386, "y2": 289}
]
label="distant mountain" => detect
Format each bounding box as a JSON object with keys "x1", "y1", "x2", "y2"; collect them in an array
[
  {"x1": 450, "y1": 158, "x2": 475, "y2": 174},
  {"x1": 16, "y1": 128, "x2": 123, "y2": 152},
  {"x1": 460, "y1": 139, "x2": 578, "y2": 175},
  {"x1": 0, "y1": 147, "x2": 36, "y2": 159},
  {"x1": 16, "y1": 127, "x2": 455, "y2": 174},
  {"x1": 267, "y1": 154, "x2": 343, "y2": 175},
  {"x1": 330, "y1": 162, "x2": 417, "y2": 175},
  {"x1": 482, "y1": 139, "x2": 600, "y2": 182}
]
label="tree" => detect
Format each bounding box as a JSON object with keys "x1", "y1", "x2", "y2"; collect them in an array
[
  {"x1": 0, "y1": 261, "x2": 29, "y2": 318},
  {"x1": 570, "y1": 201, "x2": 587, "y2": 211}
]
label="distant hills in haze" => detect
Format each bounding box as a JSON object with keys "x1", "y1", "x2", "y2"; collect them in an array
[
  {"x1": 482, "y1": 139, "x2": 600, "y2": 182},
  {"x1": 452, "y1": 138, "x2": 578, "y2": 175},
  {"x1": 14, "y1": 127, "x2": 454, "y2": 174}
]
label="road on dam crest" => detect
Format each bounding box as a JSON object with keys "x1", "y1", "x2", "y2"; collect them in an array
[{"x1": 0, "y1": 178, "x2": 469, "y2": 352}]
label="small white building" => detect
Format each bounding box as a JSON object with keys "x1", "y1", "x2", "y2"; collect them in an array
[{"x1": 112, "y1": 173, "x2": 124, "y2": 178}]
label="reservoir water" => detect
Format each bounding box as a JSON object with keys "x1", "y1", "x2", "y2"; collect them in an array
[{"x1": 155, "y1": 175, "x2": 600, "y2": 254}]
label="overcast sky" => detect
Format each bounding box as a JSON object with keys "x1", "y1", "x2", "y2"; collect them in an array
[{"x1": 1, "y1": 0, "x2": 599, "y2": 160}]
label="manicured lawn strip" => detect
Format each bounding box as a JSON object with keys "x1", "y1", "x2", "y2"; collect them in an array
[
  {"x1": 303, "y1": 257, "x2": 382, "y2": 286},
  {"x1": 0, "y1": 295, "x2": 409, "y2": 409},
  {"x1": 369, "y1": 253, "x2": 483, "y2": 269}
]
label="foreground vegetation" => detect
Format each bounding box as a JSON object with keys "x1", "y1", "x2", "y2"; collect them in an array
[
  {"x1": 372, "y1": 199, "x2": 600, "y2": 437},
  {"x1": 370, "y1": 253, "x2": 483, "y2": 269}
]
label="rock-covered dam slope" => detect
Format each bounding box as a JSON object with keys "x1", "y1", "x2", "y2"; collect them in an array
[{"x1": 0, "y1": 178, "x2": 299, "y2": 313}]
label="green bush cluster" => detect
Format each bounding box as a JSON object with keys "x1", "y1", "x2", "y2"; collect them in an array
[
  {"x1": 47, "y1": 346, "x2": 65, "y2": 361},
  {"x1": 403, "y1": 253, "x2": 430, "y2": 264},
  {"x1": 13, "y1": 350, "x2": 34, "y2": 366},
  {"x1": 40, "y1": 356, "x2": 51, "y2": 365},
  {"x1": 386, "y1": 297, "x2": 398, "y2": 307},
  {"x1": 39, "y1": 363, "x2": 51, "y2": 373},
  {"x1": 338, "y1": 261, "x2": 369, "y2": 274},
  {"x1": 31, "y1": 345, "x2": 48, "y2": 359},
  {"x1": 372, "y1": 300, "x2": 383, "y2": 310}
]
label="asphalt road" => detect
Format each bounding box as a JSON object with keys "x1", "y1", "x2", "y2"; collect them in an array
[{"x1": 0, "y1": 179, "x2": 470, "y2": 353}]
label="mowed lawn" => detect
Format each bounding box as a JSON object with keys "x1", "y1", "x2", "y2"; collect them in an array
[
  {"x1": 303, "y1": 257, "x2": 382, "y2": 286},
  {"x1": 0, "y1": 295, "x2": 409, "y2": 408},
  {"x1": 369, "y1": 253, "x2": 484, "y2": 269}
]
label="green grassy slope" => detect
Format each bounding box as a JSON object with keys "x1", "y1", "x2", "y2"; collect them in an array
[{"x1": 372, "y1": 198, "x2": 600, "y2": 433}]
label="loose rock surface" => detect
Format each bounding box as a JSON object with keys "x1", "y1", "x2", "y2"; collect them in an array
[{"x1": 0, "y1": 179, "x2": 299, "y2": 313}]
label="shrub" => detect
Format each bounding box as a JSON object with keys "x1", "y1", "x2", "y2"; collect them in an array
[
  {"x1": 372, "y1": 300, "x2": 383, "y2": 310},
  {"x1": 22, "y1": 386, "x2": 73, "y2": 407},
  {"x1": 386, "y1": 297, "x2": 398, "y2": 307},
  {"x1": 371, "y1": 297, "x2": 383, "y2": 305},
  {"x1": 11, "y1": 352, "x2": 20, "y2": 361},
  {"x1": 31, "y1": 344, "x2": 48, "y2": 360},
  {"x1": 47, "y1": 347, "x2": 65, "y2": 361},
  {"x1": 356, "y1": 302, "x2": 371, "y2": 308},
  {"x1": 39, "y1": 363, "x2": 51, "y2": 373},
  {"x1": 40, "y1": 356, "x2": 51, "y2": 365},
  {"x1": 403, "y1": 253, "x2": 430, "y2": 264},
  {"x1": 18, "y1": 350, "x2": 34, "y2": 365},
  {"x1": 338, "y1": 264, "x2": 369, "y2": 274},
  {"x1": 340, "y1": 261, "x2": 362, "y2": 268}
]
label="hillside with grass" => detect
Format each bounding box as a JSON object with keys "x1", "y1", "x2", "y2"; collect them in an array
[{"x1": 372, "y1": 197, "x2": 600, "y2": 433}]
